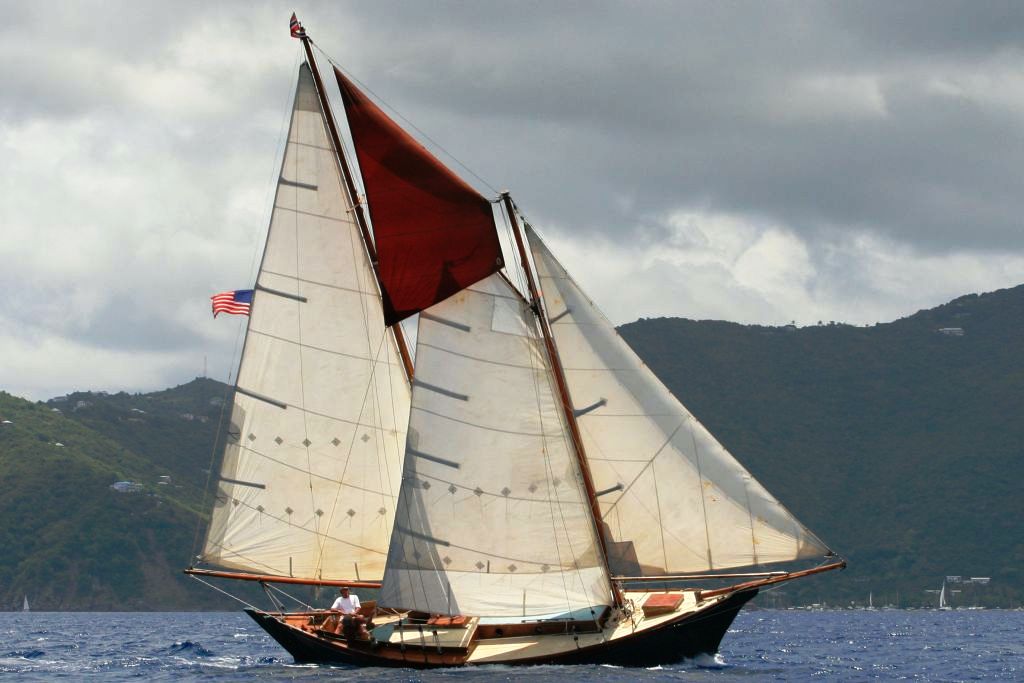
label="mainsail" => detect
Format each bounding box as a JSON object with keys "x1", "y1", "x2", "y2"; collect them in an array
[
  {"x1": 200, "y1": 64, "x2": 411, "y2": 581},
  {"x1": 335, "y1": 69, "x2": 504, "y2": 326},
  {"x1": 527, "y1": 226, "x2": 831, "y2": 575},
  {"x1": 380, "y1": 274, "x2": 614, "y2": 617}
]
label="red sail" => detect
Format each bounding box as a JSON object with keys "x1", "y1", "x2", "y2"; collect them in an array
[{"x1": 335, "y1": 68, "x2": 503, "y2": 325}]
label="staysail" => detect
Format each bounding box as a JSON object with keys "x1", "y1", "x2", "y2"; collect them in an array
[
  {"x1": 380, "y1": 274, "x2": 614, "y2": 617},
  {"x1": 200, "y1": 63, "x2": 411, "y2": 581},
  {"x1": 335, "y1": 68, "x2": 503, "y2": 326},
  {"x1": 527, "y1": 226, "x2": 831, "y2": 575}
]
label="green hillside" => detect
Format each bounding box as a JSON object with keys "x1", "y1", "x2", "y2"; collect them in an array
[
  {"x1": 1, "y1": 285, "x2": 1021, "y2": 609},
  {"x1": 619, "y1": 284, "x2": 1024, "y2": 607},
  {"x1": 0, "y1": 381, "x2": 245, "y2": 611}
]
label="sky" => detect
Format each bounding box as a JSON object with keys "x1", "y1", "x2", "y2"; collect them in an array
[{"x1": 2, "y1": 1, "x2": 1023, "y2": 400}]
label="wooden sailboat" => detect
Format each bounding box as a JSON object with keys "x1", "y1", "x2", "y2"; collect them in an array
[{"x1": 187, "y1": 16, "x2": 844, "y2": 668}]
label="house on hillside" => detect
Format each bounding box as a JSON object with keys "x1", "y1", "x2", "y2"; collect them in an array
[
  {"x1": 937, "y1": 327, "x2": 965, "y2": 336},
  {"x1": 110, "y1": 481, "x2": 144, "y2": 493}
]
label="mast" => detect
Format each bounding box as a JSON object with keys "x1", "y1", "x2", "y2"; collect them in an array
[
  {"x1": 296, "y1": 23, "x2": 414, "y2": 381},
  {"x1": 501, "y1": 192, "x2": 621, "y2": 609}
]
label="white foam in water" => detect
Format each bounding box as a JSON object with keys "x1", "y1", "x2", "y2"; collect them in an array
[{"x1": 692, "y1": 652, "x2": 728, "y2": 668}]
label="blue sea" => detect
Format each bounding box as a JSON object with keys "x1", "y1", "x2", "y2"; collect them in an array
[{"x1": 1, "y1": 609, "x2": 1020, "y2": 680}]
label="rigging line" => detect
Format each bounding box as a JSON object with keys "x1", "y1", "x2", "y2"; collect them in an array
[
  {"x1": 290, "y1": 121, "x2": 321, "y2": 549},
  {"x1": 374, "y1": 319, "x2": 403, "y2": 542},
  {"x1": 311, "y1": 203, "x2": 391, "y2": 577},
  {"x1": 743, "y1": 477, "x2": 759, "y2": 567},
  {"x1": 691, "y1": 429, "x2": 714, "y2": 570},
  {"x1": 191, "y1": 46, "x2": 303, "y2": 568},
  {"x1": 188, "y1": 575, "x2": 260, "y2": 610},
  {"x1": 207, "y1": 498, "x2": 388, "y2": 554},
  {"x1": 499, "y1": 201, "x2": 526, "y2": 302},
  {"x1": 527, "y1": 304, "x2": 585, "y2": 615},
  {"x1": 587, "y1": 418, "x2": 704, "y2": 558},
  {"x1": 188, "y1": 370, "x2": 237, "y2": 564},
  {"x1": 499, "y1": 266, "x2": 594, "y2": 613},
  {"x1": 313, "y1": 42, "x2": 500, "y2": 197},
  {"x1": 315, "y1": 331, "x2": 390, "y2": 571},
  {"x1": 231, "y1": 442, "x2": 397, "y2": 495},
  {"x1": 312, "y1": 225, "x2": 393, "y2": 577},
  {"x1": 251, "y1": 45, "x2": 304, "y2": 286},
  {"x1": 266, "y1": 581, "x2": 315, "y2": 611},
  {"x1": 200, "y1": 540, "x2": 287, "y2": 577}
]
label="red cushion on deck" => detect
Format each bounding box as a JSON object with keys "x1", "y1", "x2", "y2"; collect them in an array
[{"x1": 642, "y1": 593, "x2": 684, "y2": 616}]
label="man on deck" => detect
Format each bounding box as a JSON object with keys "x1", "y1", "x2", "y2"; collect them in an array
[{"x1": 331, "y1": 586, "x2": 361, "y2": 614}]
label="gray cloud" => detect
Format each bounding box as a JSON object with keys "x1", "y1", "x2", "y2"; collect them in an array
[{"x1": 2, "y1": 0, "x2": 1023, "y2": 399}]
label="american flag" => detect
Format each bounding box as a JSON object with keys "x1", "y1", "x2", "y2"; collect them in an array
[
  {"x1": 289, "y1": 13, "x2": 305, "y2": 39},
  {"x1": 211, "y1": 289, "x2": 254, "y2": 318}
]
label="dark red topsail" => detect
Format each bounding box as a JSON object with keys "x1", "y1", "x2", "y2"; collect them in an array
[{"x1": 335, "y1": 68, "x2": 502, "y2": 326}]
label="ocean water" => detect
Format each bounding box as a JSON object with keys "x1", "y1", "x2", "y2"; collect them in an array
[{"x1": 1, "y1": 609, "x2": 1020, "y2": 681}]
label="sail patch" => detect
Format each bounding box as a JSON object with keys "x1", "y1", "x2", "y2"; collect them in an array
[
  {"x1": 408, "y1": 447, "x2": 460, "y2": 469},
  {"x1": 279, "y1": 177, "x2": 318, "y2": 191},
  {"x1": 220, "y1": 476, "x2": 267, "y2": 490},
  {"x1": 397, "y1": 527, "x2": 451, "y2": 547},
  {"x1": 256, "y1": 283, "x2": 308, "y2": 303},
  {"x1": 236, "y1": 386, "x2": 288, "y2": 409},
  {"x1": 413, "y1": 379, "x2": 469, "y2": 402},
  {"x1": 421, "y1": 312, "x2": 471, "y2": 332},
  {"x1": 574, "y1": 397, "x2": 607, "y2": 418}
]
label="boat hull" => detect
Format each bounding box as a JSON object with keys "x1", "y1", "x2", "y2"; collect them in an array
[{"x1": 245, "y1": 588, "x2": 757, "y2": 668}]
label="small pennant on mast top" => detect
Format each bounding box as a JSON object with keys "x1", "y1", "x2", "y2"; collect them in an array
[{"x1": 289, "y1": 13, "x2": 306, "y2": 39}]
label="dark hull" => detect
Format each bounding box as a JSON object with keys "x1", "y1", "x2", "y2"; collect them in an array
[{"x1": 246, "y1": 588, "x2": 757, "y2": 668}]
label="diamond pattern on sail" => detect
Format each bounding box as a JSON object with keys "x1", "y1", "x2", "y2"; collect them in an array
[
  {"x1": 527, "y1": 227, "x2": 831, "y2": 575},
  {"x1": 201, "y1": 63, "x2": 410, "y2": 581},
  {"x1": 380, "y1": 274, "x2": 613, "y2": 616}
]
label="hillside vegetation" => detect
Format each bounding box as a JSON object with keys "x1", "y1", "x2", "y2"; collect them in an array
[
  {"x1": 619, "y1": 284, "x2": 1024, "y2": 607},
  {"x1": 0, "y1": 380, "x2": 242, "y2": 610},
  {"x1": 1, "y1": 285, "x2": 1021, "y2": 609}
]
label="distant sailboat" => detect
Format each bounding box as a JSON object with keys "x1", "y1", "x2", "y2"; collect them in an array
[
  {"x1": 22, "y1": 595, "x2": 29, "y2": 612},
  {"x1": 867, "y1": 591, "x2": 875, "y2": 610},
  {"x1": 938, "y1": 581, "x2": 951, "y2": 610}
]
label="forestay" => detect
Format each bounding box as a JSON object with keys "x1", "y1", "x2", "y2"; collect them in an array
[
  {"x1": 527, "y1": 227, "x2": 831, "y2": 575},
  {"x1": 380, "y1": 274, "x2": 613, "y2": 617},
  {"x1": 201, "y1": 64, "x2": 411, "y2": 581}
]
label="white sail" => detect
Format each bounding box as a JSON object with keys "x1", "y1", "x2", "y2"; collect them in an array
[
  {"x1": 22, "y1": 595, "x2": 29, "y2": 612},
  {"x1": 380, "y1": 274, "x2": 614, "y2": 617},
  {"x1": 200, "y1": 63, "x2": 411, "y2": 581},
  {"x1": 527, "y1": 227, "x2": 830, "y2": 575}
]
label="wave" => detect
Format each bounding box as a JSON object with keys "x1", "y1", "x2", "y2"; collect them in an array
[{"x1": 166, "y1": 641, "x2": 213, "y2": 657}]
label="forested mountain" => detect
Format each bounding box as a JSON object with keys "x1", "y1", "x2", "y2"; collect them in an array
[
  {"x1": 1, "y1": 284, "x2": 1021, "y2": 609},
  {"x1": 619, "y1": 284, "x2": 1024, "y2": 607},
  {"x1": 0, "y1": 379, "x2": 242, "y2": 610}
]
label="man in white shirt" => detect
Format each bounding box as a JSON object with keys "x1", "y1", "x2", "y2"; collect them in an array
[{"x1": 330, "y1": 586, "x2": 361, "y2": 615}]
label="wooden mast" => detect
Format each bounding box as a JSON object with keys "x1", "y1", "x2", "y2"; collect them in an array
[
  {"x1": 296, "y1": 22, "x2": 414, "y2": 381},
  {"x1": 501, "y1": 192, "x2": 622, "y2": 609}
]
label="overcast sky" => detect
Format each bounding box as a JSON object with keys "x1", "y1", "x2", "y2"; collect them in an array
[{"x1": 3, "y1": 1, "x2": 1023, "y2": 400}]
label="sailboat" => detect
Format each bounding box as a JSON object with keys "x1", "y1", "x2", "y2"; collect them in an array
[
  {"x1": 22, "y1": 595, "x2": 29, "y2": 612},
  {"x1": 186, "y1": 16, "x2": 844, "y2": 667},
  {"x1": 938, "y1": 581, "x2": 951, "y2": 610}
]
